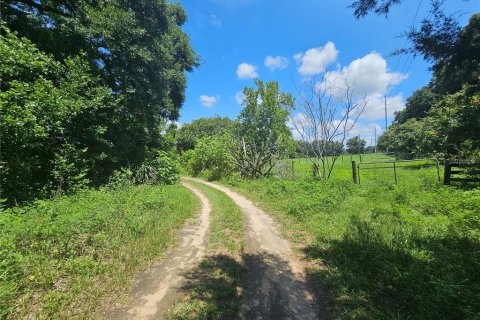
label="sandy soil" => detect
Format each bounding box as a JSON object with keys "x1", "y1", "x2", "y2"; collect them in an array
[
  {"x1": 104, "y1": 182, "x2": 211, "y2": 320},
  {"x1": 185, "y1": 178, "x2": 319, "y2": 320}
]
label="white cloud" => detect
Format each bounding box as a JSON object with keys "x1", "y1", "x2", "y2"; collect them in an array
[
  {"x1": 264, "y1": 55, "x2": 289, "y2": 71},
  {"x1": 199, "y1": 95, "x2": 219, "y2": 107},
  {"x1": 361, "y1": 94, "x2": 405, "y2": 121},
  {"x1": 295, "y1": 41, "x2": 339, "y2": 76},
  {"x1": 235, "y1": 91, "x2": 245, "y2": 105},
  {"x1": 237, "y1": 63, "x2": 258, "y2": 79},
  {"x1": 320, "y1": 52, "x2": 407, "y2": 100},
  {"x1": 210, "y1": 14, "x2": 221, "y2": 28}
]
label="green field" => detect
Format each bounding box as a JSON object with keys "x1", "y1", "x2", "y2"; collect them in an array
[
  {"x1": 224, "y1": 156, "x2": 480, "y2": 319},
  {"x1": 280, "y1": 154, "x2": 442, "y2": 185}
]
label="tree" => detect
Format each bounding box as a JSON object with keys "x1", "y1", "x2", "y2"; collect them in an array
[
  {"x1": 231, "y1": 80, "x2": 294, "y2": 178},
  {"x1": 347, "y1": 137, "x2": 367, "y2": 154},
  {"x1": 291, "y1": 76, "x2": 367, "y2": 180},
  {"x1": 0, "y1": 28, "x2": 117, "y2": 203},
  {"x1": 185, "y1": 136, "x2": 235, "y2": 181},
  {"x1": 377, "y1": 120, "x2": 427, "y2": 159},
  {"x1": 394, "y1": 86, "x2": 439, "y2": 124},
  {"x1": 1, "y1": 0, "x2": 199, "y2": 168},
  {"x1": 422, "y1": 85, "x2": 480, "y2": 159},
  {"x1": 176, "y1": 117, "x2": 234, "y2": 152}
]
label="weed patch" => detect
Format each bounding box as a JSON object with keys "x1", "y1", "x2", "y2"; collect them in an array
[{"x1": 0, "y1": 184, "x2": 198, "y2": 319}]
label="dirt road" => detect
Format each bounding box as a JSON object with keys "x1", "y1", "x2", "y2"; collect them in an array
[
  {"x1": 105, "y1": 182, "x2": 211, "y2": 320},
  {"x1": 185, "y1": 178, "x2": 319, "y2": 319}
]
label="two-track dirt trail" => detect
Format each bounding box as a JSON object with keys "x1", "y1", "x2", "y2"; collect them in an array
[
  {"x1": 106, "y1": 178, "x2": 318, "y2": 319},
  {"x1": 185, "y1": 178, "x2": 319, "y2": 320},
  {"x1": 105, "y1": 182, "x2": 211, "y2": 320}
]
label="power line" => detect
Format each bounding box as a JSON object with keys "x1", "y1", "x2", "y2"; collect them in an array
[{"x1": 386, "y1": 0, "x2": 425, "y2": 98}]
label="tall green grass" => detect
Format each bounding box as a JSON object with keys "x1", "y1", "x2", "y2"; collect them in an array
[
  {"x1": 224, "y1": 176, "x2": 480, "y2": 319},
  {"x1": 0, "y1": 183, "x2": 199, "y2": 319}
]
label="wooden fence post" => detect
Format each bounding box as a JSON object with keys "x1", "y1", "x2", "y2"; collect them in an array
[
  {"x1": 352, "y1": 161, "x2": 357, "y2": 184},
  {"x1": 444, "y1": 160, "x2": 451, "y2": 185}
]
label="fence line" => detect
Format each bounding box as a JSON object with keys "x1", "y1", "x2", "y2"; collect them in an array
[
  {"x1": 444, "y1": 161, "x2": 480, "y2": 185},
  {"x1": 353, "y1": 158, "x2": 440, "y2": 184}
]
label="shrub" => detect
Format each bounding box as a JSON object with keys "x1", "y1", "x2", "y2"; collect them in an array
[{"x1": 186, "y1": 136, "x2": 235, "y2": 180}]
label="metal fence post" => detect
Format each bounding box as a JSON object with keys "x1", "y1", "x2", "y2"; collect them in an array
[
  {"x1": 435, "y1": 159, "x2": 440, "y2": 183},
  {"x1": 291, "y1": 160, "x2": 295, "y2": 178}
]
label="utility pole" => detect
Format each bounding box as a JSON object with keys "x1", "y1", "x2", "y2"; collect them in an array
[
  {"x1": 374, "y1": 125, "x2": 377, "y2": 154},
  {"x1": 384, "y1": 96, "x2": 388, "y2": 132}
]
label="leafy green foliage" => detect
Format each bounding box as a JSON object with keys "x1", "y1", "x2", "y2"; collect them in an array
[
  {"x1": 378, "y1": 14, "x2": 480, "y2": 160},
  {"x1": 0, "y1": 0, "x2": 198, "y2": 202},
  {"x1": 0, "y1": 28, "x2": 117, "y2": 203},
  {"x1": 176, "y1": 117, "x2": 234, "y2": 152},
  {"x1": 378, "y1": 119, "x2": 426, "y2": 158},
  {"x1": 0, "y1": 184, "x2": 198, "y2": 319},
  {"x1": 422, "y1": 86, "x2": 480, "y2": 159},
  {"x1": 346, "y1": 136, "x2": 367, "y2": 154},
  {"x1": 394, "y1": 86, "x2": 439, "y2": 124},
  {"x1": 2, "y1": 0, "x2": 198, "y2": 122},
  {"x1": 380, "y1": 86, "x2": 480, "y2": 159},
  {"x1": 232, "y1": 79, "x2": 295, "y2": 178},
  {"x1": 186, "y1": 137, "x2": 235, "y2": 181}
]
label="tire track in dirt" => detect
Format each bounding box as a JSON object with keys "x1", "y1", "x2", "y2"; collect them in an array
[
  {"x1": 185, "y1": 178, "x2": 319, "y2": 320},
  {"x1": 104, "y1": 182, "x2": 210, "y2": 320}
]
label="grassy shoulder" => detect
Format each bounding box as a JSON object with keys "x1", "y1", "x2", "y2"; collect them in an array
[
  {"x1": 167, "y1": 180, "x2": 245, "y2": 320},
  {"x1": 223, "y1": 176, "x2": 480, "y2": 320},
  {"x1": 0, "y1": 183, "x2": 199, "y2": 319}
]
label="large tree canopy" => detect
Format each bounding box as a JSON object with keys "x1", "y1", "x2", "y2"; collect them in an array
[
  {"x1": 1, "y1": 0, "x2": 198, "y2": 147},
  {"x1": 0, "y1": 0, "x2": 198, "y2": 202},
  {"x1": 176, "y1": 117, "x2": 235, "y2": 152}
]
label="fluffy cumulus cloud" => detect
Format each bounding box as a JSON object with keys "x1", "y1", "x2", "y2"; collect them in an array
[
  {"x1": 322, "y1": 52, "x2": 406, "y2": 98},
  {"x1": 264, "y1": 55, "x2": 289, "y2": 71},
  {"x1": 199, "y1": 95, "x2": 219, "y2": 107},
  {"x1": 294, "y1": 41, "x2": 339, "y2": 76},
  {"x1": 237, "y1": 63, "x2": 258, "y2": 79},
  {"x1": 317, "y1": 52, "x2": 407, "y2": 120}
]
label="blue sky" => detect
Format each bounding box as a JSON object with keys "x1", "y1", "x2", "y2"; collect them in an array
[{"x1": 179, "y1": 0, "x2": 479, "y2": 145}]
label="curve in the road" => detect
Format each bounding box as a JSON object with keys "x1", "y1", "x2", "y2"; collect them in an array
[{"x1": 184, "y1": 178, "x2": 319, "y2": 320}]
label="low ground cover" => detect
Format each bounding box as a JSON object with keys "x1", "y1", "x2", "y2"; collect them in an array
[
  {"x1": 0, "y1": 183, "x2": 198, "y2": 319},
  {"x1": 224, "y1": 164, "x2": 480, "y2": 319}
]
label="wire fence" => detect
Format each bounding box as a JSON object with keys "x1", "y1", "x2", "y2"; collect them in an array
[{"x1": 355, "y1": 158, "x2": 441, "y2": 185}]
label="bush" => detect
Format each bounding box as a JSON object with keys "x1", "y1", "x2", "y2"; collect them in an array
[
  {"x1": 133, "y1": 151, "x2": 180, "y2": 185},
  {"x1": 152, "y1": 151, "x2": 180, "y2": 184},
  {"x1": 185, "y1": 136, "x2": 235, "y2": 180}
]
